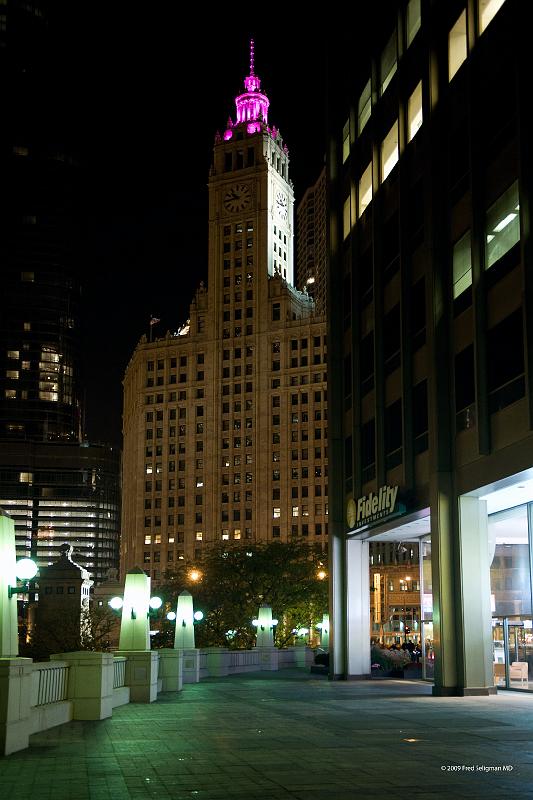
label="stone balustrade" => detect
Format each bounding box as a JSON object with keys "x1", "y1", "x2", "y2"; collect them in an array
[{"x1": 1, "y1": 645, "x2": 315, "y2": 756}]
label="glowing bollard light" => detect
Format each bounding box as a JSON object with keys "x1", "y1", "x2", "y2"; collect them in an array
[
  {"x1": 173, "y1": 590, "x2": 196, "y2": 649},
  {"x1": 0, "y1": 511, "x2": 39, "y2": 657},
  {"x1": 254, "y1": 604, "x2": 277, "y2": 648},
  {"x1": 118, "y1": 567, "x2": 151, "y2": 651}
]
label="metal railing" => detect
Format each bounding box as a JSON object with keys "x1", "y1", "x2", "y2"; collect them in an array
[
  {"x1": 113, "y1": 657, "x2": 127, "y2": 689},
  {"x1": 229, "y1": 650, "x2": 259, "y2": 668},
  {"x1": 34, "y1": 663, "x2": 69, "y2": 706}
]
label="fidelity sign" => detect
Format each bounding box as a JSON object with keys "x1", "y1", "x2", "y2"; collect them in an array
[{"x1": 347, "y1": 485, "x2": 399, "y2": 530}]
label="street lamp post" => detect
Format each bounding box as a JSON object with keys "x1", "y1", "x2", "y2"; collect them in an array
[{"x1": 400, "y1": 576, "x2": 411, "y2": 643}]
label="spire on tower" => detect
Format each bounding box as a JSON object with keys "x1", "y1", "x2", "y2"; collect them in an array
[
  {"x1": 249, "y1": 38, "x2": 255, "y2": 76},
  {"x1": 223, "y1": 40, "x2": 271, "y2": 139}
]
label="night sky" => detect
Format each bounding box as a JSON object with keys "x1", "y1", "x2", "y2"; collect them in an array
[{"x1": 41, "y1": 6, "x2": 381, "y2": 447}]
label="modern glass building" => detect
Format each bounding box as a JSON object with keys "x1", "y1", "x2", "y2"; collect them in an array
[
  {"x1": 0, "y1": 0, "x2": 120, "y2": 584},
  {"x1": 327, "y1": 0, "x2": 533, "y2": 694}
]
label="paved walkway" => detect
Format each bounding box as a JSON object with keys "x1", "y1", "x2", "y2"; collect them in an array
[{"x1": 1, "y1": 669, "x2": 533, "y2": 799}]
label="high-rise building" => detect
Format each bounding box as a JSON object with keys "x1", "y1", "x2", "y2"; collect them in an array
[
  {"x1": 327, "y1": 0, "x2": 532, "y2": 695},
  {"x1": 296, "y1": 167, "x2": 327, "y2": 315},
  {"x1": 0, "y1": 0, "x2": 120, "y2": 583},
  {"x1": 121, "y1": 43, "x2": 328, "y2": 582}
]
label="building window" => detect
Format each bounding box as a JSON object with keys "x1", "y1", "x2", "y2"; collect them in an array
[
  {"x1": 381, "y1": 122, "x2": 399, "y2": 182},
  {"x1": 385, "y1": 400, "x2": 403, "y2": 469},
  {"x1": 406, "y1": 0, "x2": 421, "y2": 46},
  {"x1": 453, "y1": 231, "x2": 472, "y2": 298},
  {"x1": 407, "y1": 81, "x2": 423, "y2": 142},
  {"x1": 357, "y1": 79, "x2": 371, "y2": 135},
  {"x1": 487, "y1": 310, "x2": 525, "y2": 413},
  {"x1": 380, "y1": 31, "x2": 397, "y2": 96},
  {"x1": 343, "y1": 195, "x2": 351, "y2": 240},
  {"x1": 272, "y1": 303, "x2": 280, "y2": 321},
  {"x1": 485, "y1": 181, "x2": 520, "y2": 270},
  {"x1": 413, "y1": 380, "x2": 428, "y2": 454},
  {"x1": 478, "y1": 0, "x2": 507, "y2": 34},
  {"x1": 449, "y1": 11, "x2": 467, "y2": 81},
  {"x1": 342, "y1": 118, "x2": 350, "y2": 162},
  {"x1": 272, "y1": 526, "x2": 280, "y2": 538},
  {"x1": 455, "y1": 345, "x2": 475, "y2": 428},
  {"x1": 273, "y1": 507, "x2": 281, "y2": 519},
  {"x1": 358, "y1": 163, "x2": 372, "y2": 217}
]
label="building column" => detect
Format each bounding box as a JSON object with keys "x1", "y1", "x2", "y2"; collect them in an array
[
  {"x1": 456, "y1": 496, "x2": 494, "y2": 693},
  {"x1": 345, "y1": 539, "x2": 370, "y2": 679},
  {"x1": 432, "y1": 490, "x2": 494, "y2": 696},
  {"x1": 329, "y1": 531, "x2": 346, "y2": 679}
]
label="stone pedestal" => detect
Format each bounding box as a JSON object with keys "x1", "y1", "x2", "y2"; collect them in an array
[
  {"x1": 157, "y1": 649, "x2": 183, "y2": 692},
  {"x1": 256, "y1": 646, "x2": 279, "y2": 671},
  {"x1": 205, "y1": 647, "x2": 229, "y2": 677},
  {"x1": 116, "y1": 650, "x2": 159, "y2": 702},
  {"x1": 175, "y1": 648, "x2": 200, "y2": 683},
  {"x1": 0, "y1": 657, "x2": 33, "y2": 755},
  {"x1": 51, "y1": 651, "x2": 114, "y2": 720}
]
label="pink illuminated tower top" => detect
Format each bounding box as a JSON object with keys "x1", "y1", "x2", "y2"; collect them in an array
[{"x1": 226, "y1": 40, "x2": 270, "y2": 137}]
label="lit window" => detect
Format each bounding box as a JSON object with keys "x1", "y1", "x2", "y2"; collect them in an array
[
  {"x1": 195, "y1": 531, "x2": 203, "y2": 541},
  {"x1": 144, "y1": 534, "x2": 152, "y2": 545},
  {"x1": 358, "y1": 163, "x2": 372, "y2": 218},
  {"x1": 342, "y1": 118, "x2": 350, "y2": 162},
  {"x1": 5, "y1": 389, "x2": 16, "y2": 399},
  {"x1": 407, "y1": 82, "x2": 423, "y2": 141},
  {"x1": 273, "y1": 507, "x2": 281, "y2": 519},
  {"x1": 222, "y1": 531, "x2": 229, "y2": 540},
  {"x1": 6, "y1": 370, "x2": 19, "y2": 380},
  {"x1": 478, "y1": 0, "x2": 507, "y2": 33},
  {"x1": 380, "y1": 32, "x2": 397, "y2": 96},
  {"x1": 19, "y1": 472, "x2": 32, "y2": 483},
  {"x1": 7, "y1": 350, "x2": 19, "y2": 359},
  {"x1": 485, "y1": 182, "x2": 520, "y2": 270},
  {"x1": 343, "y1": 195, "x2": 352, "y2": 240},
  {"x1": 292, "y1": 506, "x2": 299, "y2": 517},
  {"x1": 453, "y1": 231, "x2": 472, "y2": 298},
  {"x1": 381, "y1": 121, "x2": 399, "y2": 181},
  {"x1": 449, "y1": 12, "x2": 467, "y2": 81},
  {"x1": 357, "y1": 79, "x2": 371, "y2": 135},
  {"x1": 406, "y1": 0, "x2": 421, "y2": 46},
  {"x1": 23, "y1": 322, "x2": 31, "y2": 331},
  {"x1": 234, "y1": 529, "x2": 241, "y2": 540},
  {"x1": 22, "y1": 361, "x2": 30, "y2": 370}
]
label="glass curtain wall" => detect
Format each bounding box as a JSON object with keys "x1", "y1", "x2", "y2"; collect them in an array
[{"x1": 489, "y1": 503, "x2": 533, "y2": 690}]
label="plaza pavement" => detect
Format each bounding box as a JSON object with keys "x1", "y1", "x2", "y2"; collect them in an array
[{"x1": 1, "y1": 668, "x2": 533, "y2": 799}]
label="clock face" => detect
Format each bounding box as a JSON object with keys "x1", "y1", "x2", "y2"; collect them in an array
[
  {"x1": 276, "y1": 191, "x2": 288, "y2": 220},
  {"x1": 224, "y1": 183, "x2": 252, "y2": 213}
]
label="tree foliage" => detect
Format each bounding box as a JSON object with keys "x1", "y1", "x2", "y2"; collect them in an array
[
  {"x1": 153, "y1": 541, "x2": 328, "y2": 649},
  {"x1": 21, "y1": 604, "x2": 117, "y2": 661}
]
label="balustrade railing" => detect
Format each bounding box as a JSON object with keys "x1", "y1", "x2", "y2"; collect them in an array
[
  {"x1": 229, "y1": 650, "x2": 259, "y2": 668},
  {"x1": 33, "y1": 663, "x2": 69, "y2": 706},
  {"x1": 113, "y1": 657, "x2": 127, "y2": 689}
]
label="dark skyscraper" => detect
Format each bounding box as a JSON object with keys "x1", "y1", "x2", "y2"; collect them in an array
[{"x1": 0, "y1": 0, "x2": 120, "y2": 583}]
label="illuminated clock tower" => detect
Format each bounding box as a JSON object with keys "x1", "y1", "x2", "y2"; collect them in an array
[
  {"x1": 208, "y1": 40, "x2": 294, "y2": 300},
  {"x1": 121, "y1": 42, "x2": 328, "y2": 578}
]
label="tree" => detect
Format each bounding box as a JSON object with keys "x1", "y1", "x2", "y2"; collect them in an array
[
  {"x1": 154, "y1": 541, "x2": 328, "y2": 649},
  {"x1": 21, "y1": 604, "x2": 117, "y2": 661}
]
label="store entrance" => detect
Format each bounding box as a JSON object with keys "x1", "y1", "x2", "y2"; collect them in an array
[
  {"x1": 365, "y1": 514, "x2": 432, "y2": 681},
  {"x1": 492, "y1": 617, "x2": 533, "y2": 690}
]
